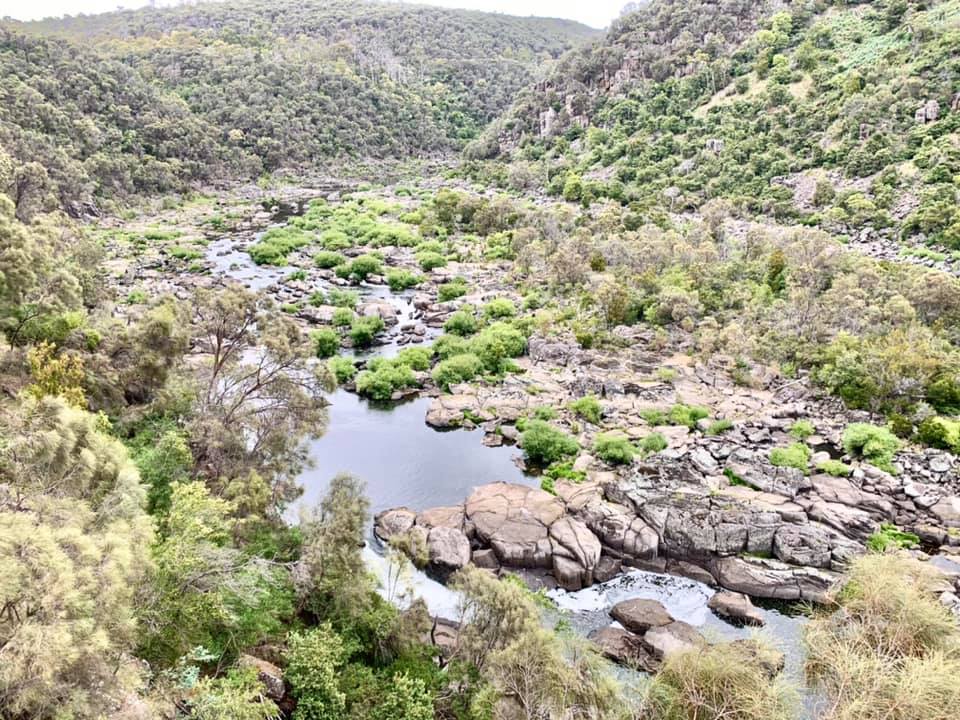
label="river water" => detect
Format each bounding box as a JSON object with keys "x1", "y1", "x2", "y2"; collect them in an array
[{"x1": 206, "y1": 219, "x2": 811, "y2": 704}]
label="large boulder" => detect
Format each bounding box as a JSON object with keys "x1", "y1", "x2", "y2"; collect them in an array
[
  {"x1": 715, "y1": 556, "x2": 838, "y2": 602},
  {"x1": 238, "y1": 654, "x2": 285, "y2": 701},
  {"x1": 610, "y1": 598, "x2": 674, "y2": 634},
  {"x1": 426, "y1": 526, "x2": 472, "y2": 582},
  {"x1": 642, "y1": 621, "x2": 706, "y2": 660},
  {"x1": 588, "y1": 627, "x2": 659, "y2": 672},
  {"x1": 578, "y1": 499, "x2": 659, "y2": 560},
  {"x1": 549, "y1": 516, "x2": 601, "y2": 590},
  {"x1": 708, "y1": 590, "x2": 765, "y2": 626},
  {"x1": 466, "y1": 483, "x2": 564, "y2": 568},
  {"x1": 373, "y1": 507, "x2": 416, "y2": 543}
]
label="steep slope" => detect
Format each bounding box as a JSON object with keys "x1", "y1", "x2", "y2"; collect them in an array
[
  {"x1": 0, "y1": 0, "x2": 598, "y2": 216},
  {"x1": 478, "y1": 0, "x2": 960, "y2": 249}
]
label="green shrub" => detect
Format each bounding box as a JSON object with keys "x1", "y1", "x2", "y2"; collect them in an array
[
  {"x1": 769, "y1": 443, "x2": 811, "y2": 473},
  {"x1": 394, "y1": 346, "x2": 431, "y2": 371},
  {"x1": 917, "y1": 416, "x2": 960, "y2": 454},
  {"x1": 470, "y1": 322, "x2": 526, "y2": 372},
  {"x1": 532, "y1": 405, "x2": 558, "y2": 421},
  {"x1": 544, "y1": 460, "x2": 587, "y2": 484},
  {"x1": 432, "y1": 353, "x2": 483, "y2": 390},
  {"x1": 569, "y1": 395, "x2": 602, "y2": 425},
  {"x1": 593, "y1": 433, "x2": 636, "y2": 465},
  {"x1": 169, "y1": 245, "x2": 202, "y2": 261},
  {"x1": 789, "y1": 420, "x2": 815, "y2": 440},
  {"x1": 311, "y1": 328, "x2": 340, "y2": 358},
  {"x1": 386, "y1": 269, "x2": 421, "y2": 292},
  {"x1": 331, "y1": 307, "x2": 354, "y2": 327},
  {"x1": 843, "y1": 423, "x2": 900, "y2": 474},
  {"x1": 314, "y1": 250, "x2": 346, "y2": 269},
  {"x1": 706, "y1": 419, "x2": 734, "y2": 435},
  {"x1": 355, "y1": 360, "x2": 416, "y2": 401},
  {"x1": 438, "y1": 279, "x2": 468, "y2": 302},
  {"x1": 866, "y1": 523, "x2": 920, "y2": 553},
  {"x1": 639, "y1": 408, "x2": 669, "y2": 426},
  {"x1": 338, "y1": 254, "x2": 383, "y2": 282},
  {"x1": 416, "y1": 251, "x2": 447, "y2": 271},
  {"x1": 249, "y1": 227, "x2": 310, "y2": 265},
  {"x1": 648, "y1": 640, "x2": 797, "y2": 720},
  {"x1": 326, "y1": 289, "x2": 359, "y2": 309},
  {"x1": 328, "y1": 356, "x2": 357, "y2": 385},
  {"x1": 281, "y1": 303, "x2": 300, "y2": 314},
  {"x1": 349, "y1": 315, "x2": 385, "y2": 347},
  {"x1": 669, "y1": 403, "x2": 710, "y2": 428},
  {"x1": 444, "y1": 310, "x2": 479, "y2": 336},
  {"x1": 639, "y1": 433, "x2": 668, "y2": 455},
  {"x1": 286, "y1": 626, "x2": 346, "y2": 719},
  {"x1": 288, "y1": 269, "x2": 308, "y2": 282},
  {"x1": 816, "y1": 459, "x2": 853, "y2": 477},
  {"x1": 432, "y1": 334, "x2": 470, "y2": 360},
  {"x1": 483, "y1": 298, "x2": 517, "y2": 319},
  {"x1": 521, "y1": 420, "x2": 579, "y2": 465}
]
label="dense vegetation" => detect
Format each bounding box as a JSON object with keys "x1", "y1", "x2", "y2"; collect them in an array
[
  {"x1": 3, "y1": 0, "x2": 960, "y2": 719},
  {"x1": 0, "y1": 0, "x2": 596, "y2": 217},
  {"x1": 474, "y1": 0, "x2": 960, "y2": 248}
]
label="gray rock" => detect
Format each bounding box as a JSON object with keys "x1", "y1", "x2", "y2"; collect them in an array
[
  {"x1": 610, "y1": 598, "x2": 674, "y2": 634},
  {"x1": 643, "y1": 621, "x2": 706, "y2": 659},
  {"x1": 427, "y1": 526, "x2": 472, "y2": 581},
  {"x1": 374, "y1": 508, "x2": 416, "y2": 543},
  {"x1": 589, "y1": 626, "x2": 659, "y2": 672},
  {"x1": 708, "y1": 590, "x2": 765, "y2": 626}
]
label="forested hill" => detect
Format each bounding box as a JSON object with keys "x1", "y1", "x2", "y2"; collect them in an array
[
  {"x1": 474, "y1": 0, "x2": 960, "y2": 250},
  {"x1": 0, "y1": 0, "x2": 597, "y2": 218}
]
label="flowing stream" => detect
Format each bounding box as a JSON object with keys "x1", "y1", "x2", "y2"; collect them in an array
[{"x1": 205, "y1": 219, "x2": 811, "y2": 705}]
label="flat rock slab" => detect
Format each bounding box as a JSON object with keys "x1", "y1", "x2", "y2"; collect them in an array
[
  {"x1": 610, "y1": 598, "x2": 674, "y2": 634},
  {"x1": 466, "y1": 482, "x2": 565, "y2": 567},
  {"x1": 642, "y1": 620, "x2": 706, "y2": 660},
  {"x1": 589, "y1": 626, "x2": 659, "y2": 672}
]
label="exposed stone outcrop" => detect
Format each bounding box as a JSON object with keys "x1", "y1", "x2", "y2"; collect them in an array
[
  {"x1": 588, "y1": 626, "x2": 658, "y2": 672},
  {"x1": 610, "y1": 598, "x2": 674, "y2": 634},
  {"x1": 708, "y1": 591, "x2": 765, "y2": 626}
]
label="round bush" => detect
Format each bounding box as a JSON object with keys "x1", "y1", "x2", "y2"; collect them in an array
[{"x1": 521, "y1": 420, "x2": 579, "y2": 465}]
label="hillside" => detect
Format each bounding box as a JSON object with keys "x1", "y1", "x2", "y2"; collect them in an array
[
  {"x1": 475, "y1": 0, "x2": 960, "y2": 251},
  {"x1": 0, "y1": 0, "x2": 597, "y2": 217}
]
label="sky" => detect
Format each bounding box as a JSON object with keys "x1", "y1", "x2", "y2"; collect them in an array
[{"x1": 2, "y1": 0, "x2": 627, "y2": 29}]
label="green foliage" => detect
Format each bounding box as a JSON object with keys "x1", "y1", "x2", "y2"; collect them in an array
[
  {"x1": 331, "y1": 306, "x2": 355, "y2": 327},
  {"x1": 338, "y1": 254, "x2": 383, "y2": 282},
  {"x1": 544, "y1": 459, "x2": 587, "y2": 484},
  {"x1": 432, "y1": 353, "x2": 484, "y2": 390},
  {"x1": 639, "y1": 432, "x2": 669, "y2": 455},
  {"x1": 706, "y1": 418, "x2": 734, "y2": 435},
  {"x1": 789, "y1": 420, "x2": 815, "y2": 440},
  {"x1": 444, "y1": 309, "x2": 479, "y2": 336},
  {"x1": 521, "y1": 419, "x2": 579, "y2": 465},
  {"x1": 0, "y1": 397, "x2": 153, "y2": 719},
  {"x1": 355, "y1": 359, "x2": 417, "y2": 401},
  {"x1": 191, "y1": 666, "x2": 280, "y2": 720},
  {"x1": 130, "y1": 420, "x2": 193, "y2": 517},
  {"x1": 249, "y1": 227, "x2": 310, "y2": 265},
  {"x1": 349, "y1": 315, "x2": 385, "y2": 348},
  {"x1": 769, "y1": 442, "x2": 812, "y2": 473},
  {"x1": 592, "y1": 432, "x2": 636, "y2": 465},
  {"x1": 286, "y1": 625, "x2": 347, "y2": 720},
  {"x1": 917, "y1": 416, "x2": 960, "y2": 454},
  {"x1": 312, "y1": 328, "x2": 340, "y2": 358},
  {"x1": 438, "y1": 278, "x2": 469, "y2": 302},
  {"x1": 843, "y1": 423, "x2": 900, "y2": 474},
  {"x1": 469, "y1": 321, "x2": 527, "y2": 372},
  {"x1": 646, "y1": 640, "x2": 797, "y2": 720},
  {"x1": 326, "y1": 289, "x2": 360, "y2": 309},
  {"x1": 416, "y1": 250, "x2": 447, "y2": 271},
  {"x1": 642, "y1": 403, "x2": 710, "y2": 429},
  {"x1": 816, "y1": 459, "x2": 853, "y2": 477},
  {"x1": 386, "y1": 268, "x2": 421, "y2": 292},
  {"x1": 328, "y1": 356, "x2": 358, "y2": 385},
  {"x1": 569, "y1": 395, "x2": 602, "y2": 424},
  {"x1": 483, "y1": 297, "x2": 517, "y2": 319},
  {"x1": 315, "y1": 250, "x2": 346, "y2": 268},
  {"x1": 867, "y1": 522, "x2": 920, "y2": 553}
]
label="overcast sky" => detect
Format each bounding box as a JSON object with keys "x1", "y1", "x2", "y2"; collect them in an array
[{"x1": 2, "y1": 0, "x2": 627, "y2": 29}]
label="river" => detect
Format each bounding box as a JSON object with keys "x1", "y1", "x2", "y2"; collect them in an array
[{"x1": 205, "y1": 214, "x2": 812, "y2": 706}]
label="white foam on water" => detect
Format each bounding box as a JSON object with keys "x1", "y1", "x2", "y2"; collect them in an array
[
  {"x1": 548, "y1": 568, "x2": 715, "y2": 627},
  {"x1": 364, "y1": 545, "x2": 462, "y2": 619}
]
